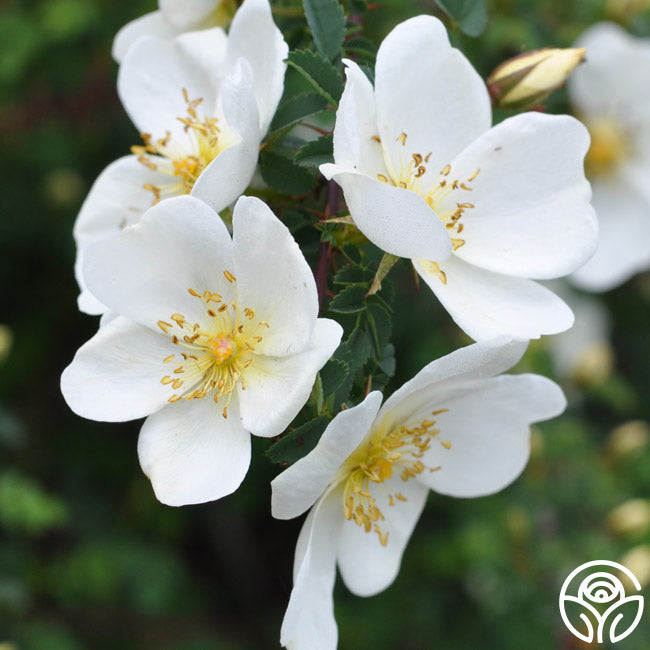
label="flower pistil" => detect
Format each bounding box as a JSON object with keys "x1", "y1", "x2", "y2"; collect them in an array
[{"x1": 157, "y1": 270, "x2": 270, "y2": 417}]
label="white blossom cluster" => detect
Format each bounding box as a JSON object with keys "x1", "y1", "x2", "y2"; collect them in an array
[{"x1": 59, "y1": 2, "x2": 650, "y2": 647}]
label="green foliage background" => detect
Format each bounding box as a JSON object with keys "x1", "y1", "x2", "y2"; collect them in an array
[{"x1": 1, "y1": 0, "x2": 650, "y2": 647}]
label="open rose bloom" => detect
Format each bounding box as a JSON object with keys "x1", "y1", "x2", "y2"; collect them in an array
[
  {"x1": 568, "y1": 23, "x2": 650, "y2": 291},
  {"x1": 272, "y1": 338, "x2": 566, "y2": 650},
  {"x1": 321, "y1": 15, "x2": 598, "y2": 342},
  {"x1": 113, "y1": 0, "x2": 235, "y2": 63},
  {"x1": 74, "y1": 0, "x2": 287, "y2": 314},
  {"x1": 62, "y1": 195, "x2": 342, "y2": 506}
]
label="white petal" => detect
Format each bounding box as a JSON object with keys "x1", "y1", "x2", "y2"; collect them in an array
[
  {"x1": 271, "y1": 391, "x2": 383, "y2": 520},
  {"x1": 224, "y1": 0, "x2": 288, "y2": 133},
  {"x1": 320, "y1": 166, "x2": 452, "y2": 260},
  {"x1": 112, "y1": 11, "x2": 177, "y2": 63},
  {"x1": 191, "y1": 62, "x2": 261, "y2": 209},
  {"x1": 569, "y1": 23, "x2": 650, "y2": 124},
  {"x1": 137, "y1": 395, "x2": 250, "y2": 506},
  {"x1": 375, "y1": 15, "x2": 491, "y2": 175},
  {"x1": 84, "y1": 195, "x2": 234, "y2": 329},
  {"x1": 73, "y1": 156, "x2": 168, "y2": 315},
  {"x1": 378, "y1": 337, "x2": 528, "y2": 425},
  {"x1": 160, "y1": 0, "x2": 222, "y2": 31},
  {"x1": 416, "y1": 374, "x2": 566, "y2": 497},
  {"x1": 60, "y1": 315, "x2": 175, "y2": 422},
  {"x1": 74, "y1": 156, "x2": 164, "y2": 246},
  {"x1": 337, "y1": 478, "x2": 428, "y2": 597},
  {"x1": 238, "y1": 319, "x2": 343, "y2": 438},
  {"x1": 446, "y1": 113, "x2": 598, "y2": 278},
  {"x1": 232, "y1": 196, "x2": 319, "y2": 356},
  {"x1": 415, "y1": 255, "x2": 574, "y2": 341},
  {"x1": 570, "y1": 172, "x2": 650, "y2": 291},
  {"x1": 76, "y1": 259, "x2": 108, "y2": 316},
  {"x1": 280, "y1": 491, "x2": 342, "y2": 650},
  {"x1": 544, "y1": 281, "x2": 611, "y2": 379},
  {"x1": 118, "y1": 28, "x2": 228, "y2": 140},
  {"x1": 332, "y1": 60, "x2": 389, "y2": 178}
]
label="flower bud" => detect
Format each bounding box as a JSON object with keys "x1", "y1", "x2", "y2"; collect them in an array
[
  {"x1": 0, "y1": 325, "x2": 12, "y2": 364},
  {"x1": 607, "y1": 420, "x2": 650, "y2": 459},
  {"x1": 607, "y1": 499, "x2": 650, "y2": 537},
  {"x1": 619, "y1": 545, "x2": 650, "y2": 589},
  {"x1": 487, "y1": 47, "x2": 586, "y2": 110}
]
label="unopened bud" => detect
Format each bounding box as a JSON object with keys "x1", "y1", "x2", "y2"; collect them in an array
[
  {"x1": 607, "y1": 420, "x2": 650, "y2": 459},
  {"x1": 487, "y1": 47, "x2": 586, "y2": 110},
  {"x1": 572, "y1": 341, "x2": 614, "y2": 386},
  {"x1": 607, "y1": 499, "x2": 650, "y2": 537},
  {"x1": 619, "y1": 545, "x2": 650, "y2": 589},
  {"x1": 0, "y1": 325, "x2": 12, "y2": 364}
]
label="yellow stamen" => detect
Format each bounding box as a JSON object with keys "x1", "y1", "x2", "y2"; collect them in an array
[
  {"x1": 132, "y1": 88, "x2": 234, "y2": 203},
  {"x1": 156, "y1": 274, "x2": 270, "y2": 417},
  {"x1": 337, "y1": 411, "x2": 452, "y2": 546},
  {"x1": 585, "y1": 117, "x2": 630, "y2": 178}
]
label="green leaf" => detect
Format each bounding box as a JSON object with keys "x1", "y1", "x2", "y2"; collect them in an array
[
  {"x1": 302, "y1": 0, "x2": 346, "y2": 60},
  {"x1": 269, "y1": 92, "x2": 328, "y2": 132},
  {"x1": 294, "y1": 134, "x2": 334, "y2": 167},
  {"x1": 329, "y1": 284, "x2": 367, "y2": 313},
  {"x1": 259, "y1": 150, "x2": 316, "y2": 195},
  {"x1": 343, "y1": 36, "x2": 377, "y2": 63},
  {"x1": 286, "y1": 50, "x2": 344, "y2": 106},
  {"x1": 378, "y1": 343, "x2": 396, "y2": 376},
  {"x1": 0, "y1": 470, "x2": 69, "y2": 535},
  {"x1": 340, "y1": 243, "x2": 363, "y2": 264},
  {"x1": 319, "y1": 357, "x2": 353, "y2": 409},
  {"x1": 434, "y1": 0, "x2": 487, "y2": 37},
  {"x1": 333, "y1": 264, "x2": 373, "y2": 286},
  {"x1": 365, "y1": 300, "x2": 392, "y2": 358},
  {"x1": 266, "y1": 416, "x2": 330, "y2": 465},
  {"x1": 334, "y1": 324, "x2": 373, "y2": 373}
]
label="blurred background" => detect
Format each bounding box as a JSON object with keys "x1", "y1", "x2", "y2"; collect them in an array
[{"x1": 1, "y1": 0, "x2": 650, "y2": 647}]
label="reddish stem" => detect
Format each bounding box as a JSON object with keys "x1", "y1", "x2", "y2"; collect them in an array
[{"x1": 315, "y1": 181, "x2": 339, "y2": 311}]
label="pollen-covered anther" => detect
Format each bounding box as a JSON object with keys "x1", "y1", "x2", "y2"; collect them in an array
[
  {"x1": 158, "y1": 279, "x2": 271, "y2": 412},
  {"x1": 340, "y1": 414, "x2": 451, "y2": 546},
  {"x1": 421, "y1": 260, "x2": 447, "y2": 285},
  {"x1": 132, "y1": 88, "x2": 229, "y2": 203}
]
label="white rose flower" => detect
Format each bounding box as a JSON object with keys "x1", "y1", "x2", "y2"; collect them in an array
[
  {"x1": 62, "y1": 195, "x2": 342, "y2": 506},
  {"x1": 321, "y1": 15, "x2": 598, "y2": 341},
  {"x1": 113, "y1": 0, "x2": 234, "y2": 63},
  {"x1": 272, "y1": 337, "x2": 566, "y2": 650},
  {"x1": 75, "y1": 0, "x2": 288, "y2": 314},
  {"x1": 568, "y1": 22, "x2": 650, "y2": 291},
  {"x1": 544, "y1": 281, "x2": 613, "y2": 385}
]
